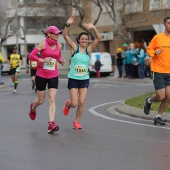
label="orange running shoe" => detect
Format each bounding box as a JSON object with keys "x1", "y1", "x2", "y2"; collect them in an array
[
  {"x1": 73, "y1": 122, "x2": 82, "y2": 129},
  {"x1": 63, "y1": 100, "x2": 70, "y2": 116},
  {"x1": 29, "y1": 103, "x2": 36, "y2": 120}
]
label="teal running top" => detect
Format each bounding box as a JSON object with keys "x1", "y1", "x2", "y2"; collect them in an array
[{"x1": 68, "y1": 46, "x2": 90, "y2": 80}]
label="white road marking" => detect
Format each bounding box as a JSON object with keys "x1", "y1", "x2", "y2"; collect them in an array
[{"x1": 89, "y1": 101, "x2": 170, "y2": 130}]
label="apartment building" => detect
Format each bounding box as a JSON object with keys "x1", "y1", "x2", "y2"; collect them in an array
[
  {"x1": 0, "y1": 0, "x2": 71, "y2": 69},
  {"x1": 88, "y1": 0, "x2": 170, "y2": 56}
]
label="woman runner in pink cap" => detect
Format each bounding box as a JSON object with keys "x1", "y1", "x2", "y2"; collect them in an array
[{"x1": 29, "y1": 26, "x2": 65, "y2": 134}]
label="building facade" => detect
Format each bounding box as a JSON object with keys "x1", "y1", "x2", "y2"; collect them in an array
[
  {"x1": 1, "y1": 0, "x2": 170, "y2": 68},
  {"x1": 1, "y1": 0, "x2": 71, "y2": 69}
]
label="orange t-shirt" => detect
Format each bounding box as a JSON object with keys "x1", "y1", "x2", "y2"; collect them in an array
[{"x1": 147, "y1": 32, "x2": 170, "y2": 73}]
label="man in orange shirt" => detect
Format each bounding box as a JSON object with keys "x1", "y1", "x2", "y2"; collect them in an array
[{"x1": 144, "y1": 16, "x2": 170, "y2": 126}]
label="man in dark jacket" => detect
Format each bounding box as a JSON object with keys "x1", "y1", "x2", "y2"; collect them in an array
[{"x1": 95, "y1": 58, "x2": 102, "y2": 78}]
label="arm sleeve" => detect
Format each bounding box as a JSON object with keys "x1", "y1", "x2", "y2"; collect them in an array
[{"x1": 29, "y1": 48, "x2": 40, "y2": 62}]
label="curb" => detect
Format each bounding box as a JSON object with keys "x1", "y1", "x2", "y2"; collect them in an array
[{"x1": 112, "y1": 102, "x2": 170, "y2": 123}]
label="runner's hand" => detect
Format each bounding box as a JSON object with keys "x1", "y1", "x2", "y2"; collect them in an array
[
  {"x1": 155, "y1": 48, "x2": 162, "y2": 55},
  {"x1": 44, "y1": 57, "x2": 51, "y2": 63},
  {"x1": 82, "y1": 23, "x2": 95, "y2": 30},
  {"x1": 66, "y1": 16, "x2": 75, "y2": 25},
  {"x1": 58, "y1": 59, "x2": 65, "y2": 66}
]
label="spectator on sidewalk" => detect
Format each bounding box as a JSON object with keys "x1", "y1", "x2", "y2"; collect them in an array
[
  {"x1": 122, "y1": 43, "x2": 128, "y2": 78},
  {"x1": 94, "y1": 58, "x2": 102, "y2": 78},
  {"x1": 116, "y1": 48, "x2": 123, "y2": 78},
  {"x1": 137, "y1": 42, "x2": 145, "y2": 79},
  {"x1": 130, "y1": 42, "x2": 140, "y2": 79}
]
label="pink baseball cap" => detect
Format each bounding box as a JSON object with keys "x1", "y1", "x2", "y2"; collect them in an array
[{"x1": 46, "y1": 26, "x2": 62, "y2": 35}]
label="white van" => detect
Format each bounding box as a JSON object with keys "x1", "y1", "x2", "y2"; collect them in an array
[{"x1": 89, "y1": 52, "x2": 112, "y2": 76}]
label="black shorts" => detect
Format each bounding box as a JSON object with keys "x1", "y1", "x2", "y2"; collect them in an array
[
  {"x1": 30, "y1": 69, "x2": 37, "y2": 77},
  {"x1": 35, "y1": 75, "x2": 58, "y2": 91},
  {"x1": 153, "y1": 72, "x2": 170, "y2": 90},
  {"x1": 67, "y1": 78, "x2": 89, "y2": 90},
  {"x1": 10, "y1": 68, "x2": 19, "y2": 75}
]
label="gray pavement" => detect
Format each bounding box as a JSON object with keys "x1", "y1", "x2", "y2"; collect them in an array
[
  {"x1": 1, "y1": 70, "x2": 169, "y2": 123},
  {"x1": 1, "y1": 70, "x2": 170, "y2": 170}
]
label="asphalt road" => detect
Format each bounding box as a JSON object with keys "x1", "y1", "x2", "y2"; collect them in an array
[{"x1": 0, "y1": 74, "x2": 170, "y2": 170}]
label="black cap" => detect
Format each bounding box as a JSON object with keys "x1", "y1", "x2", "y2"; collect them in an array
[{"x1": 13, "y1": 46, "x2": 17, "y2": 50}]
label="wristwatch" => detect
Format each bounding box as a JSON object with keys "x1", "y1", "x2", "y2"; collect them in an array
[{"x1": 65, "y1": 23, "x2": 70, "y2": 27}]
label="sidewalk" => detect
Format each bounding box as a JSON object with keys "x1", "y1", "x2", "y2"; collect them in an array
[
  {"x1": 107, "y1": 101, "x2": 170, "y2": 123},
  {"x1": 106, "y1": 74, "x2": 170, "y2": 123}
]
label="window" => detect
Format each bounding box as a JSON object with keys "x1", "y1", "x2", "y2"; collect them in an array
[
  {"x1": 132, "y1": 0, "x2": 143, "y2": 13},
  {"x1": 125, "y1": 0, "x2": 143, "y2": 14},
  {"x1": 164, "y1": 0, "x2": 170, "y2": 8},
  {"x1": 149, "y1": 0, "x2": 161, "y2": 10},
  {"x1": 26, "y1": 18, "x2": 48, "y2": 30}
]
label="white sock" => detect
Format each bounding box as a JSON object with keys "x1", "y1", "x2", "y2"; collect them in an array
[
  {"x1": 156, "y1": 114, "x2": 161, "y2": 118},
  {"x1": 148, "y1": 98, "x2": 152, "y2": 104}
]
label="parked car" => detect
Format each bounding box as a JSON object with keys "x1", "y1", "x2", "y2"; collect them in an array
[
  {"x1": 89, "y1": 52, "x2": 112, "y2": 76},
  {"x1": 1, "y1": 62, "x2": 11, "y2": 75}
]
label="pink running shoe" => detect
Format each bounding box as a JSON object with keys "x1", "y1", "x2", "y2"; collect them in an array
[
  {"x1": 29, "y1": 103, "x2": 36, "y2": 120},
  {"x1": 63, "y1": 100, "x2": 70, "y2": 116},
  {"x1": 48, "y1": 121, "x2": 59, "y2": 134},
  {"x1": 73, "y1": 122, "x2": 82, "y2": 129}
]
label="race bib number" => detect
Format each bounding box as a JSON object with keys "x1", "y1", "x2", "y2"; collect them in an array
[
  {"x1": 74, "y1": 65, "x2": 87, "y2": 76},
  {"x1": 43, "y1": 58, "x2": 56, "y2": 70}
]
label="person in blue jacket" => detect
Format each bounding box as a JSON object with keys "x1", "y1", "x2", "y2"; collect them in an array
[
  {"x1": 127, "y1": 43, "x2": 135, "y2": 79},
  {"x1": 129, "y1": 42, "x2": 140, "y2": 78},
  {"x1": 122, "y1": 43, "x2": 128, "y2": 78},
  {"x1": 137, "y1": 42, "x2": 146, "y2": 79}
]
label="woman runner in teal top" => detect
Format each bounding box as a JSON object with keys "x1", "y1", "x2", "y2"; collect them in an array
[{"x1": 63, "y1": 16, "x2": 101, "y2": 129}]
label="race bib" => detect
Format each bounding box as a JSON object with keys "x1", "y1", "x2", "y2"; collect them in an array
[
  {"x1": 74, "y1": 65, "x2": 87, "y2": 76},
  {"x1": 31, "y1": 61, "x2": 37, "y2": 68},
  {"x1": 43, "y1": 58, "x2": 56, "y2": 70}
]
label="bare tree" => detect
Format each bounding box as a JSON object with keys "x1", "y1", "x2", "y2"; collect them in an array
[{"x1": 0, "y1": 18, "x2": 16, "y2": 50}]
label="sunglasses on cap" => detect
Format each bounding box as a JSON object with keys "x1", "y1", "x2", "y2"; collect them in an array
[{"x1": 50, "y1": 32, "x2": 59, "y2": 35}]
